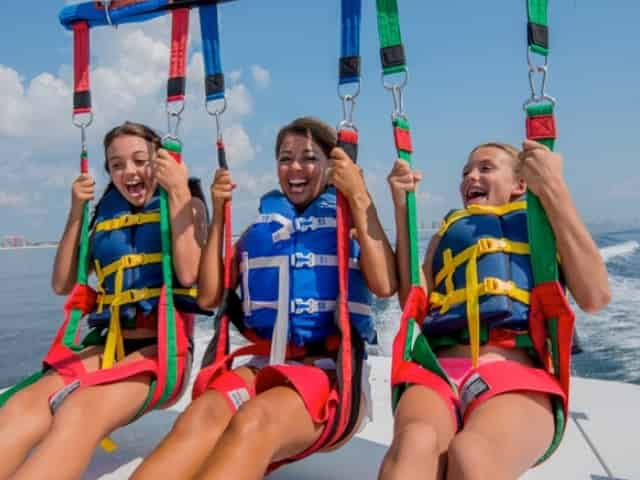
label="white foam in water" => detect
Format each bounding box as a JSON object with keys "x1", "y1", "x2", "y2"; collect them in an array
[{"x1": 600, "y1": 240, "x2": 640, "y2": 262}]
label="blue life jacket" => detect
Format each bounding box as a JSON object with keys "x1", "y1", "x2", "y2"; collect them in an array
[
  {"x1": 424, "y1": 201, "x2": 533, "y2": 337},
  {"x1": 237, "y1": 188, "x2": 376, "y2": 346},
  {"x1": 89, "y1": 187, "x2": 198, "y2": 329}
]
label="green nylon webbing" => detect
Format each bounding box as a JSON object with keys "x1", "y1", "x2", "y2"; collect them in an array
[
  {"x1": 525, "y1": 103, "x2": 565, "y2": 459},
  {"x1": 157, "y1": 138, "x2": 181, "y2": 406},
  {"x1": 528, "y1": 0, "x2": 549, "y2": 56},
  {"x1": 376, "y1": 0, "x2": 406, "y2": 74},
  {"x1": 63, "y1": 150, "x2": 91, "y2": 351},
  {"x1": 526, "y1": 104, "x2": 558, "y2": 283}
]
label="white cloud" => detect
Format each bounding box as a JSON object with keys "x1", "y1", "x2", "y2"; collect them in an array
[
  {"x1": 250, "y1": 65, "x2": 271, "y2": 89},
  {"x1": 0, "y1": 16, "x2": 263, "y2": 224},
  {"x1": 222, "y1": 124, "x2": 256, "y2": 167},
  {"x1": 228, "y1": 69, "x2": 242, "y2": 84}
]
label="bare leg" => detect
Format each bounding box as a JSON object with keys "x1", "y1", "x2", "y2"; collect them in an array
[
  {"x1": 0, "y1": 346, "x2": 106, "y2": 479},
  {"x1": 132, "y1": 367, "x2": 256, "y2": 480},
  {"x1": 11, "y1": 346, "x2": 157, "y2": 480},
  {"x1": 446, "y1": 392, "x2": 554, "y2": 480},
  {"x1": 195, "y1": 386, "x2": 324, "y2": 480},
  {"x1": 378, "y1": 385, "x2": 457, "y2": 480}
]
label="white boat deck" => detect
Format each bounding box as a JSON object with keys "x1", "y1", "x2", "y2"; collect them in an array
[{"x1": 66, "y1": 353, "x2": 638, "y2": 480}]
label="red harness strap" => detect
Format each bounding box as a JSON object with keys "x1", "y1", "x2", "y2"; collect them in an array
[
  {"x1": 528, "y1": 281, "x2": 575, "y2": 415},
  {"x1": 391, "y1": 286, "x2": 429, "y2": 387},
  {"x1": 44, "y1": 286, "x2": 194, "y2": 414}
]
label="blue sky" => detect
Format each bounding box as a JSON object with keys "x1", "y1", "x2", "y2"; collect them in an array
[{"x1": 1, "y1": 1, "x2": 639, "y2": 241}]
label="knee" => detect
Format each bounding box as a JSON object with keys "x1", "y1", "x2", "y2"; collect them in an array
[
  {"x1": 171, "y1": 396, "x2": 227, "y2": 441},
  {"x1": 447, "y1": 431, "x2": 497, "y2": 480},
  {"x1": 224, "y1": 400, "x2": 275, "y2": 443},
  {"x1": 0, "y1": 391, "x2": 52, "y2": 439},
  {"x1": 390, "y1": 420, "x2": 441, "y2": 462}
]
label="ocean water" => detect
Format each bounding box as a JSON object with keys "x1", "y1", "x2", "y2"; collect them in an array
[{"x1": 1, "y1": 229, "x2": 639, "y2": 388}]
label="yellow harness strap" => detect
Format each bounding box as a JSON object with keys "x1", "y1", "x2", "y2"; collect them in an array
[
  {"x1": 435, "y1": 238, "x2": 530, "y2": 288},
  {"x1": 437, "y1": 201, "x2": 527, "y2": 237},
  {"x1": 95, "y1": 212, "x2": 161, "y2": 232},
  {"x1": 431, "y1": 200, "x2": 530, "y2": 368}
]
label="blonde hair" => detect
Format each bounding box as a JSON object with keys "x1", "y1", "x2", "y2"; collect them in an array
[{"x1": 468, "y1": 142, "x2": 521, "y2": 173}]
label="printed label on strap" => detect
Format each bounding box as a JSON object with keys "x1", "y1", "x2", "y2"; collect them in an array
[
  {"x1": 227, "y1": 387, "x2": 251, "y2": 410},
  {"x1": 459, "y1": 372, "x2": 490, "y2": 415},
  {"x1": 49, "y1": 379, "x2": 81, "y2": 413}
]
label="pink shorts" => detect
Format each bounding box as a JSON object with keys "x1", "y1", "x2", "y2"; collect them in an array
[{"x1": 402, "y1": 357, "x2": 565, "y2": 430}]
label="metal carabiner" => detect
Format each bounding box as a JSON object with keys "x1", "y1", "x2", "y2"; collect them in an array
[
  {"x1": 523, "y1": 48, "x2": 557, "y2": 109},
  {"x1": 339, "y1": 94, "x2": 357, "y2": 130},
  {"x1": 71, "y1": 111, "x2": 93, "y2": 152},
  {"x1": 205, "y1": 97, "x2": 228, "y2": 142},
  {"x1": 382, "y1": 68, "x2": 409, "y2": 120},
  {"x1": 102, "y1": 0, "x2": 117, "y2": 29}
]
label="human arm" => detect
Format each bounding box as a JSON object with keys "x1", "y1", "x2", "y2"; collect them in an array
[
  {"x1": 152, "y1": 148, "x2": 206, "y2": 287},
  {"x1": 329, "y1": 147, "x2": 397, "y2": 298},
  {"x1": 51, "y1": 174, "x2": 95, "y2": 295},
  {"x1": 387, "y1": 159, "x2": 428, "y2": 306},
  {"x1": 197, "y1": 168, "x2": 239, "y2": 309},
  {"x1": 519, "y1": 139, "x2": 611, "y2": 312}
]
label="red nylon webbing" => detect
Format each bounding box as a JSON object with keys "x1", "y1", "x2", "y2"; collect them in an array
[
  {"x1": 168, "y1": 8, "x2": 189, "y2": 102},
  {"x1": 526, "y1": 114, "x2": 557, "y2": 140},
  {"x1": 73, "y1": 21, "x2": 91, "y2": 114}
]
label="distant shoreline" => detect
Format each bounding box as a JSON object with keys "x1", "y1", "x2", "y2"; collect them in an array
[{"x1": 0, "y1": 245, "x2": 57, "y2": 251}]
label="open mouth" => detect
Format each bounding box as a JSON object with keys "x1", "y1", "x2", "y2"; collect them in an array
[
  {"x1": 288, "y1": 178, "x2": 308, "y2": 194},
  {"x1": 126, "y1": 181, "x2": 146, "y2": 199},
  {"x1": 465, "y1": 186, "x2": 488, "y2": 204}
]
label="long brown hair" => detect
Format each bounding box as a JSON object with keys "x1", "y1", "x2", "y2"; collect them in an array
[{"x1": 89, "y1": 122, "x2": 161, "y2": 228}]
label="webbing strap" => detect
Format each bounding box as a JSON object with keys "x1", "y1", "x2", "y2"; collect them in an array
[
  {"x1": 167, "y1": 8, "x2": 189, "y2": 102},
  {"x1": 199, "y1": 4, "x2": 225, "y2": 101},
  {"x1": 527, "y1": 0, "x2": 549, "y2": 56},
  {"x1": 434, "y1": 238, "x2": 530, "y2": 288},
  {"x1": 156, "y1": 139, "x2": 182, "y2": 406},
  {"x1": 97, "y1": 253, "x2": 163, "y2": 281},
  {"x1": 376, "y1": 0, "x2": 406, "y2": 75},
  {"x1": 95, "y1": 211, "x2": 160, "y2": 232},
  {"x1": 430, "y1": 278, "x2": 531, "y2": 312},
  {"x1": 62, "y1": 153, "x2": 91, "y2": 351},
  {"x1": 72, "y1": 22, "x2": 91, "y2": 114},
  {"x1": 437, "y1": 201, "x2": 527, "y2": 237},
  {"x1": 339, "y1": 0, "x2": 361, "y2": 85}
]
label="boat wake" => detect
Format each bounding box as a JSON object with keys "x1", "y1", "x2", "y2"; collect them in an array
[{"x1": 600, "y1": 240, "x2": 639, "y2": 262}]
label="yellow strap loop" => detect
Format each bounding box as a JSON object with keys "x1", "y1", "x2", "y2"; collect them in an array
[
  {"x1": 95, "y1": 211, "x2": 160, "y2": 232},
  {"x1": 434, "y1": 238, "x2": 530, "y2": 288},
  {"x1": 97, "y1": 253, "x2": 163, "y2": 281},
  {"x1": 430, "y1": 277, "x2": 530, "y2": 312},
  {"x1": 466, "y1": 248, "x2": 480, "y2": 368},
  {"x1": 437, "y1": 201, "x2": 527, "y2": 237}
]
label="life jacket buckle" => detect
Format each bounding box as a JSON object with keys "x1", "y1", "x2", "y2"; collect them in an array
[
  {"x1": 295, "y1": 217, "x2": 315, "y2": 232},
  {"x1": 291, "y1": 252, "x2": 315, "y2": 268},
  {"x1": 291, "y1": 298, "x2": 318, "y2": 314}
]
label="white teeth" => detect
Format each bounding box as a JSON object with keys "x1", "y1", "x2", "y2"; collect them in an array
[{"x1": 289, "y1": 179, "x2": 307, "y2": 185}]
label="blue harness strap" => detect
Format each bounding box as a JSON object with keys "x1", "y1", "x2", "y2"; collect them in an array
[
  {"x1": 59, "y1": 0, "x2": 236, "y2": 30},
  {"x1": 199, "y1": 4, "x2": 225, "y2": 102},
  {"x1": 339, "y1": 0, "x2": 362, "y2": 85}
]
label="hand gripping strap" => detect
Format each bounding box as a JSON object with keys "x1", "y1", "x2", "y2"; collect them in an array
[{"x1": 337, "y1": 129, "x2": 359, "y2": 164}]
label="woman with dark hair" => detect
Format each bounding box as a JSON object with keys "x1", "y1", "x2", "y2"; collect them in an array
[
  {"x1": 133, "y1": 116, "x2": 398, "y2": 479},
  {"x1": 0, "y1": 121, "x2": 207, "y2": 480}
]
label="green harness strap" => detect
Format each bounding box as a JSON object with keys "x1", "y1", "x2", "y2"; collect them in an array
[
  {"x1": 0, "y1": 148, "x2": 92, "y2": 408},
  {"x1": 154, "y1": 138, "x2": 182, "y2": 408},
  {"x1": 375, "y1": 0, "x2": 447, "y2": 409},
  {"x1": 527, "y1": 0, "x2": 550, "y2": 56},
  {"x1": 525, "y1": 0, "x2": 567, "y2": 461}
]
